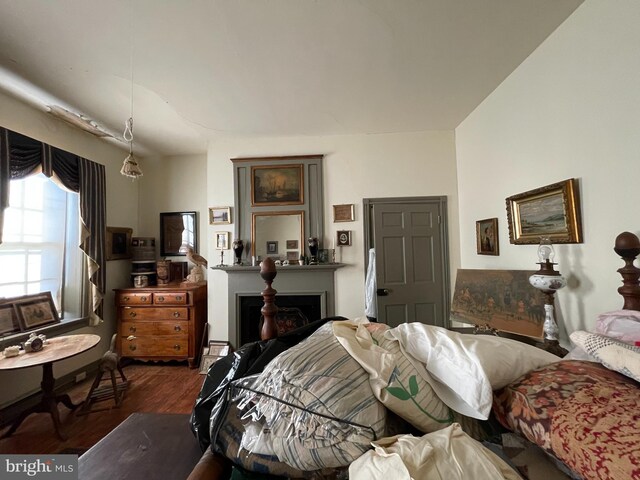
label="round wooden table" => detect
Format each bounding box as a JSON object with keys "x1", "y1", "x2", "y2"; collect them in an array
[{"x1": 0, "y1": 333, "x2": 101, "y2": 440}]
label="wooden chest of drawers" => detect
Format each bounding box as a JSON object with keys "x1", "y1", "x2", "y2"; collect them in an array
[{"x1": 115, "y1": 283, "x2": 207, "y2": 368}]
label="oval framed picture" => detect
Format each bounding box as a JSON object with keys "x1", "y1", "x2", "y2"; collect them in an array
[{"x1": 336, "y1": 230, "x2": 352, "y2": 246}]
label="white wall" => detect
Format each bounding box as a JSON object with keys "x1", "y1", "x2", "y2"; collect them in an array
[
  {"x1": 206, "y1": 131, "x2": 459, "y2": 342},
  {"x1": 455, "y1": 0, "x2": 640, "y2": 341},
  {"x1": 0, "y1": 90, "x2": 139, "y2": 407},
  {"x1": 137, "y1": 153, "x2": 208, "y2": 262}
]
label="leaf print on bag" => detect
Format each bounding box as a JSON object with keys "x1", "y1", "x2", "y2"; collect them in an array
[{"x1": 385, "y1": 367, "x2": 453, "y2": 424}]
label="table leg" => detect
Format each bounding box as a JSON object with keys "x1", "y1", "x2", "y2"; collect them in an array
[{"x1": 0, "y1": 362, "x2": 76, "y2": 441}]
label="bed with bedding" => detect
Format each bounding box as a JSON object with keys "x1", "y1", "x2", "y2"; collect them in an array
[{"x1": 189, "y1": 232, "x2": 640, "y2": 479}]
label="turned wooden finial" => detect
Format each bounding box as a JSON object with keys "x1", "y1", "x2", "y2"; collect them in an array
[
  {"x1": 614, "y1": 231, "x2": 640, "y2": 311},
  {"x1": 260, "y1": 257, "x2": 279, "y2": 340}
]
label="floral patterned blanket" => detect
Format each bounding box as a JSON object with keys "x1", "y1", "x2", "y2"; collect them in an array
[{"x1": 493, "y1": 360, "x2": 640, "y2": 480}]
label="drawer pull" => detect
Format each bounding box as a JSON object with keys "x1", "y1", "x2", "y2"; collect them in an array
[
  {"x1": 176, "y1": 295, "x2": 183, "y2": 301},
  {"x1": 157, "y1": 296, "x2": 164, "y2": 302},
  {"x1": 129, "y1": 326, "x2": 136, "y2": 333},
  {"x1": 129, "y1": 344, "x2": 137, "y2": 351},
  {"x1": 174, "y1": 344, "x2": 181, "y2": 351},
  {"x1": 174, "y1": 325, "x2": 182, "y2": 332},
  {"x1": 129, "y1": 311, "x2": 137, "y2": 318},
  {"x1": 141, "y1": 296, "x2": 148, "y2": 302},
  {"x1": 123, "y1": 296, "x2": 130, "y2": 302},
  {"x1": 173, "y1": 311, "x2": 181, "y2": 318},
  {"x1": 127, "y1": 335, "x2": 137, "y2": 341}
]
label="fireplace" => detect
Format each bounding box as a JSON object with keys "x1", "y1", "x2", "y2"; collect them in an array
[
  {"x1": 213, "y1": 263, "x2": 345, "y2": 348},
  {"x1": 238, "y1": 294, "x2": 323, "y2": 344}
]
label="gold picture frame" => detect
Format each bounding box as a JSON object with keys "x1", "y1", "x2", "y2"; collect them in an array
[
  {"x1": 333, "y1": 204, "x2": 355, "y2": 222},
  {"x1": 506, "y1": 178, "x2": 582, "y2": 245},
  {"x1": 216, "y1": 231, "x2": 230, "y2": 250},
  {"x1": 209, "y1": 206, "x2": 231, "y2": 225},
  {"x1": 251, "y1": 164, "x2": 304, "y2": 206},
  {"x1": 476, "y1": 218, "x2": 499, "y2": 256},
  {"x1": 106, "y1": 226, "x2": 133, "y2": 261}
]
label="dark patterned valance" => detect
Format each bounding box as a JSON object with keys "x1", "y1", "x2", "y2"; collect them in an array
[{"x1": 0, "y1": 127, "x2": 106, "y2": 324}]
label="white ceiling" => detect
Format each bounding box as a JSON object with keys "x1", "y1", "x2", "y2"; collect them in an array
[{"x1": 0, "y1": 0, "x2": 583, "y2": 157}]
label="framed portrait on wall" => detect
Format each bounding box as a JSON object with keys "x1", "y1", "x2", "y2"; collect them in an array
[{"x1": 476, "y1": 218, "x2": 499, "y2": 255}]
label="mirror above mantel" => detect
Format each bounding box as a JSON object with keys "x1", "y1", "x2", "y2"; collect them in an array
[
  {"x1": 232, "y1": 155, "x2": 324, "y2": 263},
  {"x1": 252, "y1": 211, "x2": 304, "y2": 259}
]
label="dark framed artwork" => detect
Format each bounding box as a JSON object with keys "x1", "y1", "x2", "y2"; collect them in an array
[
  {"x1": 333, "y1": 204, "x2": 355, "y2": 222},
  {"x1": 13, "y1": 292, "x2": 60, "y2": 330},
  {"x1": 251, "y1": 164, "x2": 304, "y2": 206},
  {"x1": 286, "y1": 239, "x2": 298, "y2": 250},
  {"x1": 336, "y1": 230, "x2": 352, "y2": 246},
  {"x1": 160, "y1": 211, "x2": 198, "y2": 256},
  {"x1": 476, "y1": 218, "x2": 499, "y2": 256},
  {"x1": 266, "y1": 241, "x2": 278, "y2": 254},
  {"x1": 0, "y1": 303, "x2": 21, "y2": 335},
  {"x1": 506, "y1": 178, "x2": 582, "y2": 245},
  {"x1": 106, "y1": 227, "x2": 132, "y2": 261},
  {"x1": 451, "y1": 269, "x2": 544, "y2": 339}
]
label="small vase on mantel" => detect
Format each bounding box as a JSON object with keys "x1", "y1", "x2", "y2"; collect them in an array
[
  {"x1": 308, "y1": 237, "x2": 319, "y2": 265},
  {"x1": 232, "y1": 239, "x2": 244, "y2": 265}
]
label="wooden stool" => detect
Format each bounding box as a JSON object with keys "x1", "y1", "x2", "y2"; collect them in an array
[{"x1": 79, "y1": 334, "x2": 128, "y2": 414}]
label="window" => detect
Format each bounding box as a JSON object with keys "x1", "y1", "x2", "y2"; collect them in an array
[{"x1": 0, "y1": 173, "x2": 85, "y2": 321}]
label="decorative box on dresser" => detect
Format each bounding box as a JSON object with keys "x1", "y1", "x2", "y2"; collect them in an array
[{"x1": 115, "y1": 282, "x2": 207, "y2": 368}]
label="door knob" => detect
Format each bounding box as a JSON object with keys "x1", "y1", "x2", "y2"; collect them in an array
[{"x1": 377, "y1": 288, "x2": 390, "y2": 296}]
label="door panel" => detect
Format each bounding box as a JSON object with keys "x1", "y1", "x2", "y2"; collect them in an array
[{"x1": 369, "y1": 198, "x2": 448, "y2": 327}]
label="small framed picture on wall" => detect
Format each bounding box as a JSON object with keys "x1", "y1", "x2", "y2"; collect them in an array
[
  {"x1": 216, "y1": 232, "x2": 230, "y2": 250},
  {"x1": 476, "y1": 218, "x2": 499, "y2": 256},
  {"x1": 336, "y1": 230, "x2": 352, "y2": 246}
]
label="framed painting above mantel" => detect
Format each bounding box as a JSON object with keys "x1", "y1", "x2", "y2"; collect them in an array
[
  {"x1": 251, "y1": 164, "x2": 304, "y2": 206},
  {"x1": 231, "y1": 155, "x2": 325, "y2": 261}
]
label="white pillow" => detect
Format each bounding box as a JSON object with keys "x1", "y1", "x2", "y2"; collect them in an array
[
  {"x1": 570, "y1": 330, "x2": 640, "y2": 382},
  {"x1": 387, "y1": 324, "x2": 560, "y2": 419}
]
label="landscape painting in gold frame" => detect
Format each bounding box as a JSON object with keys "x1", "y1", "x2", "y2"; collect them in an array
[{"x1": 506, "y1": 178, "x2": 582, "y2": 245}]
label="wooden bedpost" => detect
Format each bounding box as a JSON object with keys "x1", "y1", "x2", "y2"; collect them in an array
[
  {"x1": 260, "y1": 257, "x2": 279, "y2": 340},
  {"x1": 614, "y1": 231, "x2": 640, "y2": 311}
]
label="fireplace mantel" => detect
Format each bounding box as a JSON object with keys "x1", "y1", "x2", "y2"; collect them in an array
[{"x1": 212, "y1": 263, "x2": 345, "y2": 347}]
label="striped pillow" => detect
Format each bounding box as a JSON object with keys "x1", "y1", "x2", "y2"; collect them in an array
[
  {"x1": 248, "y1": 322, "x2": 387, "y2": 471},
  {"x1": 333, "y1": 321, "x2": 453, "y2": 433}
]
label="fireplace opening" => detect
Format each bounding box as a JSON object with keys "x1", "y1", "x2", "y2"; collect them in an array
[{"x1": 239, "y1": 294, "x2": 322, "y2": 345}]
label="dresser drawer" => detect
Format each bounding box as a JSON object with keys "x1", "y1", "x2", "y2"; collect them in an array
[
  {"x1": 117, "y1": 292, "x2": 152, "y2": 305},
  {"x1": 121, "y1": 336, "x2": 189, "y2": 357},
  {"x1": 121, "y1": 321, "x2": 189, "y2": 336},
  {"x1": 153, "y1": 292, "x2": 188, "y2": 305},
  {"x1": 120, "y1": 307, "x2": 189, "y2": 321}
]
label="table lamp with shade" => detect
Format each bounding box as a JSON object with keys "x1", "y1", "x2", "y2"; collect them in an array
[{"x1": 529, "y1": 237, "x2": 567, "y2": 355}]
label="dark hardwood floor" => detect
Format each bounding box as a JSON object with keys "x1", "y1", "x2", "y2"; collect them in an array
[{"x1": 0, "y1": 361, "x2": 205, "y2": 455}]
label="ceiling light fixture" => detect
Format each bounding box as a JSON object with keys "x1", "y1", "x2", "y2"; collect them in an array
[{"x1": 120, "y1": 1, "x2": 143, "y2": 180}]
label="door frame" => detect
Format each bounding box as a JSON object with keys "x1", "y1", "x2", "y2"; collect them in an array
[{"x1": 363, "y1": 196, "x2": 451, "y2": 327}]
